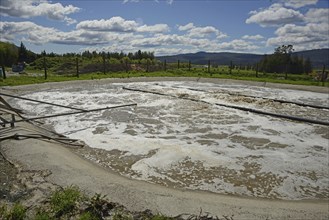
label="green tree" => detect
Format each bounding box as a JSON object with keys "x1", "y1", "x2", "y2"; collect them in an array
[
  {"x1": 0, "y1": 42, "x2": 19, "y2": 66},
  {"x1": 304, "y1": 57, "x2": 312, "y2": 73},
  {"x1": 18, "y1": 42, "x2": 28, "y2": 63},
  {"x1": 258, "y1": 45, "x2": 310, "y2": 74}
]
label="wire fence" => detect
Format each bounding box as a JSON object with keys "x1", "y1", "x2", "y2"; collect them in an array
[{"x1": 1, "y1": 57, "x2": 328, "y2": 86}]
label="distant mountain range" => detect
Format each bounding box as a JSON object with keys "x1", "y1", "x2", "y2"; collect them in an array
[{"x1": 157, "y1": 49, "x2": 329, "y2": 68}]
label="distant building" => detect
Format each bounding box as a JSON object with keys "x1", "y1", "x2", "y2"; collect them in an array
[{"x1": 12, "y1": 62, "x2": 25, "y2": 73}]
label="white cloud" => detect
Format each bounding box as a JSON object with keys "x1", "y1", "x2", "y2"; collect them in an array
[
  {"x1": 0, "y1": 21, "x2": 57, "y2": 44},
  {"x1": 122, "y1": 0, "x2": 173, "y2": 4},
  {"x1": 76, "y1": 17, "x2": 139, "y2": 32},
  {"x1": 0, "y1": 0, "x2": 80, "y2": 24},
  {"x1": 246, "y1": 3, "x2": 304, "y2": 27},
  {"x1": 131, "y1": 34, "x2": 187, "y2": 47},
  {"x1": 305, "y1": 8, "x2": 329, "y2": 24},
  {"x1": 0, "y1": 21, "x2": 141, "y2": 46},
  {"x1": 267, "y1": 23, "x2": 329, "y2": 51},
  {"x1": 246, "y1": 2, "x2": 328, "y2": 52},
  {"x1": 178, "y1": 23, "x2": 227, "y2": 39},
  {"x1": 137, "y1": 24, "x2": 170, "y2": 33},
  {"x1": 188, "y1": 26, "x2": 220, "y2": 38},
  {"x1": 128, "y1": 32, "x2": 223, "y2": 53},
  {"x1": 77, "y1": 17, "x2": 169, "y2": 33},
  {"x1": 123, "y1": 0, "x2": 140, "y2": 3},
  {"x1": 283, "y1": 0, "x2": 318, "y2": 9},
  {"x1": 0, "y1": 15, "x2": 261, "y2": 55},
  {"x1": 218, "y1": 39, "x2": 259, "y2": 52},
  {"x1": 242, "y1": 34, "x2": 264, "y2": 40},
  {"x1": 178, "y1": 23, "x2": 195, "y2": 31}
]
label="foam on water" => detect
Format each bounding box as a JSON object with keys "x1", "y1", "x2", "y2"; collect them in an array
[{"x1": 15, "y1": 81, "x2": 329, "y2": 200}]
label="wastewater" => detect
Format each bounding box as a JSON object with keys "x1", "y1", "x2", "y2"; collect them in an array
[{"x1": 13, "y1": 81, "x2": 329, "y2": 200}]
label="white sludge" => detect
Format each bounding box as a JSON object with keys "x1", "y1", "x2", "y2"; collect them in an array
[{"x1": 15, "y1": 81, "x2": 329, "y2": 200}]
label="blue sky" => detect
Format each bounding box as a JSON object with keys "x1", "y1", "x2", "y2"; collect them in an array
[{"x1": 1, "y1": 0, "x2": 328, "y2": 55}]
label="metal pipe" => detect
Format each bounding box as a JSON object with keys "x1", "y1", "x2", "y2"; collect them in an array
[
  {"x1": 1, "y1": 103, "x2": 137, "y2": 124},
  {"x1": 0, "y1": 92, "x2": 87, "y2": 112}
]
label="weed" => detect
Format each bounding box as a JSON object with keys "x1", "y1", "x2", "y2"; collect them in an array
[
  {"x1": 0, "y1": 203, "x2": 26, "y2": 220},
  {"x1": 0, "y1": 204, "x2": 8, "y2": 219},
  {"x1": 85, "y1": 193, "x2": 115, "y2": 218},
  {"x1": 34, "y1": 209, "x2": 53, "y2": 220},
  {"x1": 50, "y1": 185, "x2": 81, "y2": 217},
  {"x1": 1, "y1": 185, "x2": 226, "y2": 220},
  {"x1": 79, "y1": 211, "x2": 99, "y2": 220}
]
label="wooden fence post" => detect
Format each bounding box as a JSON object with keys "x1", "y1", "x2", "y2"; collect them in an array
[
  {"x1": 208, "y1": 60, "x2": 211, "y2": 74},
  {"x1": 1, "y1": 65, "x2": 6, "y2": 79},
  {"x1": 229, "y1": 61, "x2": 232, "y2": 74},
  {"x1": 177, "y1": 60, "x2": 180, "y2": 69},
  {"x1": 188, "y1": 60, "x2": 191, "y2": 71},
  {"x1": 256, "y1": 63, "x2": 258, "y2": 78},
  {"x1": 146, "y1": 59, "x2": 149, "y2": 72},
  {"x1": 43, "y1": 55, "x2": 47, "y2": 80},
  {"x1": 164, "y1": 59, "x2": 167, "y2": 71},
  {"x1": 322, "y1": 64, "x2": 326, "y2": 86},
  {"x1": 103, "y1": 54, "x2": 106, "y2": 74},
  {"x1": 76, "y1": 57, "x2": 79, "y2": 78}
]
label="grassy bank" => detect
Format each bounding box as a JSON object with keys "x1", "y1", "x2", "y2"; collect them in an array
[
  {"x1": 0, "y1": 69, "x2": 328, "y2": 87},
  {"x1": 0, "y1": 186, "x2": 221, "y2": 220},
  {"x1": 0, "y1": 185, "x2": 166, "y2": 220}
]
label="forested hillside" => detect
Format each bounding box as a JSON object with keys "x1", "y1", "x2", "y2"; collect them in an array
[{"x1": 157, "y1": 49, "x2": 329, "y2": 68}]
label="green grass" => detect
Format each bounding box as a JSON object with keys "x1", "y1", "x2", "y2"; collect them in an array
[
  {"x1": 0, "y1": 68, "x2": 328, "y2": 87},
  {"x1": 0, "y1": 203, "x2": 26, "y2": 220},
  {"x1": 0, "y1": 185, "x2": 226, "y2": 219},
  {"x1": 50, "y1": 185, "x2": 82, "y2": 217}
]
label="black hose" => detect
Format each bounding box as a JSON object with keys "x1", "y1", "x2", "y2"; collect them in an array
[
  {"x1": 1, "y1": 103, "x2": 137, "y2": 124},
  {"x1": 123, "y1": 87, "x2": 329, "y2": 127},
  {"x1": 0, "y1": 92, "x2": 87, "y2": 112},
  {"x1": 172, "y1": 86, "x2": 329, "y2": 110}
]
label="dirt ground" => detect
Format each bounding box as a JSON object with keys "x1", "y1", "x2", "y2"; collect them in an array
[{"x1": 0, "y1": 77, "x2": 328, "y2": 219}]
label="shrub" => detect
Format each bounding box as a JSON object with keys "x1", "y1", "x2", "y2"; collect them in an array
[
  {"x1": 0, "y1": 203, "x2": 26, "y2": 220},
  {"x1": 50, "y1": 185, "x2": 82, "y2": 217}
]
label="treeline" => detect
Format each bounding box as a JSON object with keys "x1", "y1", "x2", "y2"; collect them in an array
[
  {"x1": 0, "y1": 42, "x2": 39, "y2": 66},
  {"x1": 45, "y1": 50, "x2": 155, "y2": 61},
  {"x1": 258, "y1": 45, "x2": 312, "y2": 74},
  {"x1": 81, "y1": 50, "x2": 155, "y2": 60},
  {"x1": 0, "y1": 41, "x2": 156, "y2": 67}
]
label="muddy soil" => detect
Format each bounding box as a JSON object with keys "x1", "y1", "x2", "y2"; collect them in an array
[{"x1": 0, "y1": 153, "x2": 28, "y2": 203}]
